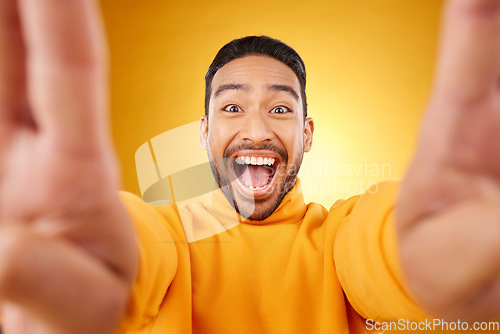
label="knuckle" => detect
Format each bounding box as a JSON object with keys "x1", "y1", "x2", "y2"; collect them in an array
[
  {"x1": 0, "y1": 227, "x2": 28, "y2": 300},
  {"x1": 451, "y1": 0, "x2": 500, "y2": 18},
  {"x1": 466, "y1": 0, "x2": 500, "y2": 15}
]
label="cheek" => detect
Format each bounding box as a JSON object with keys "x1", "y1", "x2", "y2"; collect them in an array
[
  {"x1": 275, "y1": 124, "x2": 304, "y2": 156},
  {"x1": 288, "y1": 138, "x2": 305, "y2": 164},
  {"x1": 207, "y1": 122, "x2": 236, "y2": 157}
]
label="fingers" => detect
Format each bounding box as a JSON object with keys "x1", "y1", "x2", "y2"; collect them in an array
[
  {"x1": 399, "y1": 195, "x2": 500, "y2": 321},
  {"x1": 18, "y1": 0, "x2": 109, "y2": 149},
  {"x1": 0, "y1": 0, "x2": 28, "y2": 136},
  {"x1": 0, "y1": 226, "x2": 129, "y2": 334},
  {"x1": 433, "y1": 0, "x2": 500, "y2": 103}
]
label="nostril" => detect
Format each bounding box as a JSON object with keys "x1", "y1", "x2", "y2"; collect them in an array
[{"x1": 239, "y1": 126, "x2": 274, "y2": 144}]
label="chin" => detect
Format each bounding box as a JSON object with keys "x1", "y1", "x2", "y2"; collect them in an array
[
  {"x1": 237, "y1": 194, "x2": 281, "y2": 221},
  {"x1": 230, "y1": 176, "x2": 296, "y2": 221}
]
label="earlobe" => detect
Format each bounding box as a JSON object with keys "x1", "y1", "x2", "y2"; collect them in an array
[
  {"x1": 303, "y1": 117, "x2": 314, "y2": 152},
  {"x1": 199, "y1": 116, "x2": 208, "y2": 150}
]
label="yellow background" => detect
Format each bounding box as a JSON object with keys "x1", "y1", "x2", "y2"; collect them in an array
[{"x1": 100, "y1": 0, "x2": 443, "y2": 205}]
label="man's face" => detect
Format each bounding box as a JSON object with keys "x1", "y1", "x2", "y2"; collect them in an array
[{"x1": 200, "y1": 55, "x2": 314, "y2": 220}]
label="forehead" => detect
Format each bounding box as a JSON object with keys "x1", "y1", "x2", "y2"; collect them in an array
[{"x1": 211, "y1": 55, "x2": 300, "y2": 93}]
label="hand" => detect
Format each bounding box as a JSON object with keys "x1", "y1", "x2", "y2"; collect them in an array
[
  {"x1": 398, "y1": 0, "x2": 500, "y2": 321},
  {"x1": 0, "y1": 0, "x2": 137, "y2": 333}
]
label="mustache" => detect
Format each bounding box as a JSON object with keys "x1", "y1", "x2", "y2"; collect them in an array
[{"x1": 223, "y1": 142, "x2": 288, "y2": 163}]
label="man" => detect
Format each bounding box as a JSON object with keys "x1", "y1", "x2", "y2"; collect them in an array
[
  {"x1": 0, "y1": 0, "x2": 500, "y2": 333},
  {"x1": 200, "y1": 35, "x2": 312, "y2": 222}
]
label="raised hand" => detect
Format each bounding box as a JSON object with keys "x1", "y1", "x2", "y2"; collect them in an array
[
  {"x1": 0, "y1": 0, "x2": 137, "y2": 333},
  {"x1": 398, "y1": 0, "x2": 500, "y2": 321}
]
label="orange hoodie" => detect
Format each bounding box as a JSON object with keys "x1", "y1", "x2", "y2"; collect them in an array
[{"x1": 118, "y1": 180, "x2": 426, "y2": 333}]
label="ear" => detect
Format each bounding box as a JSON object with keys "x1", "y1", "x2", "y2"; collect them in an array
[
  {"x1": 199, "y1": 115, "x2": 208, "y2": 150},
  {"x1": 303, "y1": 117, "x2": 314, "y2": 152}
]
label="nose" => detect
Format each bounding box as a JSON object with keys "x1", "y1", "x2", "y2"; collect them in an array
[{"x1": 238, "y1": 110, "x2": 274, "y2": 145}]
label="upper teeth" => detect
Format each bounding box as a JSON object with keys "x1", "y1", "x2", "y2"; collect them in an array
[{"x1": 235, "y1": 156, "x2": 275, "y2": 166}]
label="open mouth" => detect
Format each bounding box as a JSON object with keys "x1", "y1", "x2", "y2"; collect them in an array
[{"x1": 231, "y1": 152, "x2": 280, "y2": 197}]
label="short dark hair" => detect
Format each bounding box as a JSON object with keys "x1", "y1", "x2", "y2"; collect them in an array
[{"x1": 205, "y1": 36, "x2": 307, "y2": 119}]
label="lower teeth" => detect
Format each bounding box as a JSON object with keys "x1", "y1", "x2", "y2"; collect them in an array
[{"x1": 247, "y1": 185, "x2": 266, "y2": 191}]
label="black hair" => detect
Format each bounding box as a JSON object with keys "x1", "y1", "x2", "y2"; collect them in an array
[{"x1": 204, "y1": 35, "x2": 307, "y2": 119}]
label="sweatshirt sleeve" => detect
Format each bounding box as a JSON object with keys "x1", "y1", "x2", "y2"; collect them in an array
[
  {"x1": 116, "y1": 192, "x2": 179, "y2": 333},
  {"x1": 333, "y1": 181, "x2": 428, "y2": 322}
]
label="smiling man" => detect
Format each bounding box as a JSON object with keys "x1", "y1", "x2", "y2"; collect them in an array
[{"x1": 2, "y1": 0, "x2": 500, "y2": 334}]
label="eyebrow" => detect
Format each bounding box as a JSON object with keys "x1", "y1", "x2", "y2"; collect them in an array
[
  {"x1": 213, "y1": 83, "x2": 250, "y2": 98},
  {"x1": 267, "y1": 84, "x2": 299, "y2": 101},
  {"x1": 212, "y1": 82, "x2": 300, "y2": 101}
]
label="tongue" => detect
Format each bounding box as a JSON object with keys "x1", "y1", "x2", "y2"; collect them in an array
[{"x1": 240, "y1": 165, "x2": 273, "y2": 188}]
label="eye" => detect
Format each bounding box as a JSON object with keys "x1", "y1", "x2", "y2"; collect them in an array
[
  {"x1": 222, "y1": 104, "x2": 242, "y2": 113},
  {"x1": 270, "y1": 106, "x2": 290, "y2": 114}
]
